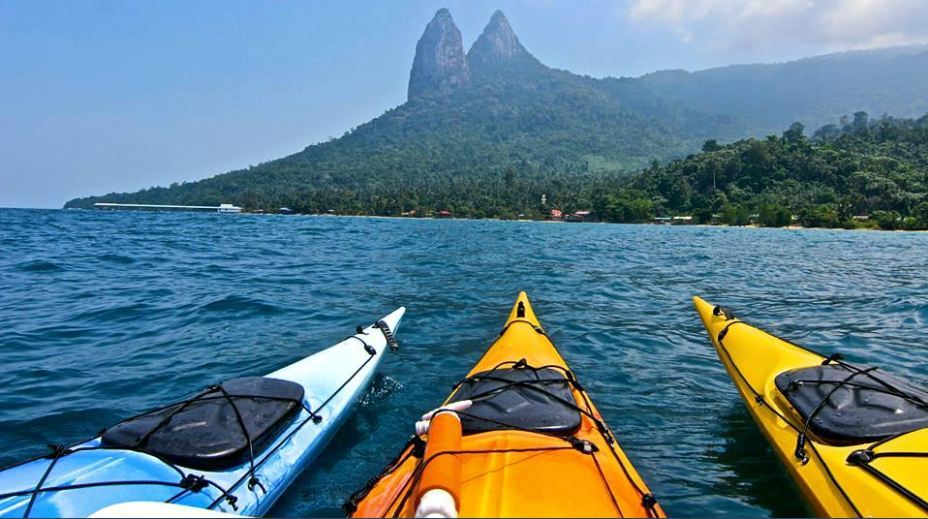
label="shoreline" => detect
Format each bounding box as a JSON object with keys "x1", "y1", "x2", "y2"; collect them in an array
[
  {"x1": 14, "y1": 207, "x2": 928, "y2": 233},
  {"x1": 252, "y1": 212, "x2": 928, "y2": 233}
]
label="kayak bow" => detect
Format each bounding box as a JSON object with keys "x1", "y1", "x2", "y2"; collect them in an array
[
  {"x1": 0, "y1": 307, "x2": 405, "y2": 518},
  {"x1": 347, "y1": 292, "x2": 664, "y2": 518},
  {"x1": 694, "y1": 296, "x2": 928, "y2": 517}
]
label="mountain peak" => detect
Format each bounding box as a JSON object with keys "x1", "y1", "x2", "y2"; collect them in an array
[
  {"x1": 487, "y1": 9, "x2": 515, "y2": 30},
  {"x1": 407, "y1": 8, "x2": 470, "y2": 100},
  {"x1": 467, "y1": 10, "x2": 538, "y2": 71}
]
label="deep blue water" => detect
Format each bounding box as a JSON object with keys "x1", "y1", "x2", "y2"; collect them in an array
[{"x1": 1, "y1": 208, "x2": 927, "y2": 517}]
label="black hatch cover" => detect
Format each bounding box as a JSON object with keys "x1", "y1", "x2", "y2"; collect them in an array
[
  {"x1": 448, "y1": 366, "x2": 582, "y2": 436},
  {"x1": 102, "y1": 376, "x2": 305, "y2": 470},
  {"x1": 775, "y1": 365, "x2": 928, "y2": 444}
]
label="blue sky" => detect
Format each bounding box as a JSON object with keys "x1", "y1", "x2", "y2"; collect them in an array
[{"x1": 2, "y1": 0, "x2": 927, "y2": 208}]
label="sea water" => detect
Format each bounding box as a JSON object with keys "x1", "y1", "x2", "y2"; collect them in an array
[{"x1": 1, "y1": 208, "x2": 926, "y2": 517}]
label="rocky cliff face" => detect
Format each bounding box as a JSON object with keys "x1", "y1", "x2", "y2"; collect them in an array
[
  {"x1": 467, "y1": 10, "x2": 540, "y2": 73},
  {"x1": 407, "y1": 9, "x2": 470, "y2": 100}
]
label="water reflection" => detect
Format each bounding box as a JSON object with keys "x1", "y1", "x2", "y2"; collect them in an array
[{"x1": 711, "y1": 402, "x2": 810, "y2": 518}]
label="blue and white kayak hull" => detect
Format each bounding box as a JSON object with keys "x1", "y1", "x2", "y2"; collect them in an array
[{"x1": 0, "y1": 307, "x2": 405, "y2": 518}]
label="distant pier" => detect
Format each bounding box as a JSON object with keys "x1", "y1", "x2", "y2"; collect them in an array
[{"x1": 94, "y1": 203, "x2": 242, "y2": 213}]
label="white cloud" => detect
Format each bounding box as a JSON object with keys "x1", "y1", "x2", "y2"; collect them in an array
[{"x1": 627, "y1": 0, "x2": 928, "y2": 51}]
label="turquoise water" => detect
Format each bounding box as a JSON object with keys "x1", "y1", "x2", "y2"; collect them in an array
[{"x1": 2, "y1": 208, "x2": 927, "y2": 517}]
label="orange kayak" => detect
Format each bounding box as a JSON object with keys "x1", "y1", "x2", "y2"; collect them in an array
[{"x1": 345, "y1": 292, "x2": 664, "y2": 518}]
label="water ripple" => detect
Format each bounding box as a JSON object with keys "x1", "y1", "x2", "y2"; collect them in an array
[
  {"x1": 13, "y1": 259, "x2": 66, "y2": 272},
  {"x1": 198, "y1": 295, "x2": 283, "y2": 315}
]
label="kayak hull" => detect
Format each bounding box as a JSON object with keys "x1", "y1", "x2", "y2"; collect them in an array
[
  {"x1": 694, "y1": 297, "x2": 928, "y2": 517},
  {"x1": 349, "y1": 293, "x2": 663, "y2": 518},
  {"x1": 0, "y1": 307, "x2": 405, "y2": 518}
]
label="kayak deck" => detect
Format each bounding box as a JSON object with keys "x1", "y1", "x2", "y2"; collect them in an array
[{"x1": 348, "y1": 293, "x2": 663, "y2": 518}]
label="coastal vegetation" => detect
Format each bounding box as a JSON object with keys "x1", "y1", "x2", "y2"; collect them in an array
[
  {"x1": 616, "y1": 112, "x2": 928, "y2": 230},
  {"x1": 72, "y1": 112, "x2": 928, "y2": 230}
]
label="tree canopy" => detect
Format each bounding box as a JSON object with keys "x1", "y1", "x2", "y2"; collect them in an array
[{"x1": 623, "y1": 112, "x2": 928, "y2": 229}]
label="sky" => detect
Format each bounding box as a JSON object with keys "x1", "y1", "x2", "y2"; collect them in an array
[{"x1": 2, "y1": 0, "x2": 927, "y2": 208}]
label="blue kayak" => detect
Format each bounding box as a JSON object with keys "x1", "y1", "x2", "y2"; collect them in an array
[{"x1": 0, "y1": 307, "x2": 405, "y2": 518}]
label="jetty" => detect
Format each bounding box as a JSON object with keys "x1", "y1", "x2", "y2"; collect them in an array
[{"x1": 93, "y1": 203, "x2": 242, "y2": 213}]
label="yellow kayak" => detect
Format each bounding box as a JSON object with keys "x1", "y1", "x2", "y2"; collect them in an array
[
  {"x1": 694, "y1": 296, "x2": 928, "y2": 517},
  {"x1": 346, "y1": 292, "x2": 664, "y2": 518}
]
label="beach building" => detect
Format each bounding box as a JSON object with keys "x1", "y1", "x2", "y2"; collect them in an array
[{"x1": 563, "y1": 210, "x2": 591, "y2": 222}]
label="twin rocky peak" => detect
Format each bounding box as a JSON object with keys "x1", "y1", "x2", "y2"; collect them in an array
[{"x1": 408, "y1": 9, "x2": 540, "y2": 100}]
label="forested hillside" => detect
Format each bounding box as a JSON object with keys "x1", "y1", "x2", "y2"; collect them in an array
[
  {"x1": 65, "y1": 10, "x2": 928, "y2": 222},
  {"x1": 601, "y1": 112, "x2": 928, "y2": 229}
]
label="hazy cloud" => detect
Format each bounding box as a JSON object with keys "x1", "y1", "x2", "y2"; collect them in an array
[{"x1": 627, "y1": 0, "x2": 928, "y2": 50}]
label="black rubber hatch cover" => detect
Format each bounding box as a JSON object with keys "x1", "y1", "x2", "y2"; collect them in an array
[
  {"x1": 102, "y1": 376, "x2": 305, "y2": 470},
  {"x1": 776, "y1": 365, "x2": 928, "y2": 444},
  {"x1": 448, "y1": 366, "x2": 582, "y2": 436}
]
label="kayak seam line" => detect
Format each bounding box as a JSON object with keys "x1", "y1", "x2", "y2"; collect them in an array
[
  {"x1": 850, "y1": 461, "x2": 928, "y2": 513},
  {"x1": 590, "y1": 449, "x2": 623, "y2": 517}
]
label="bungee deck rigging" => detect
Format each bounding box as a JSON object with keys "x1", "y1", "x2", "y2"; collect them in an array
[{"x1": 0, "y1": 309, "x2": 405, "y2": 518}]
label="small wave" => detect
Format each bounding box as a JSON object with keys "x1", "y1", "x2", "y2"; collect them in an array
[
  {"x1": 18, "y1": 324, "x2": 90, "y2": 341},
  {"x1": 254, "y1": 247, "x2": 288, "y2": 257},
  {"x1": 14, "y1": 260, "x2": 65, "y2": 272},
  {"x1": 75, "y1": 303, "x2": 154, "y2": 324},
  {"x1": 203, "y1": 264, "x2": 236, "y2": 274},
  {"x1": 4, "y1": 406, "x2": 120, "y2": 445},
  {"x1": 358, "y1": 374, "x2": 403, "y2": 407},
  {"x1": 199, "y1": 294, "x2": 282, "y2": 314},
  {"x1": 97, "y1": 253, "x2": 136, "y2": 265}
]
